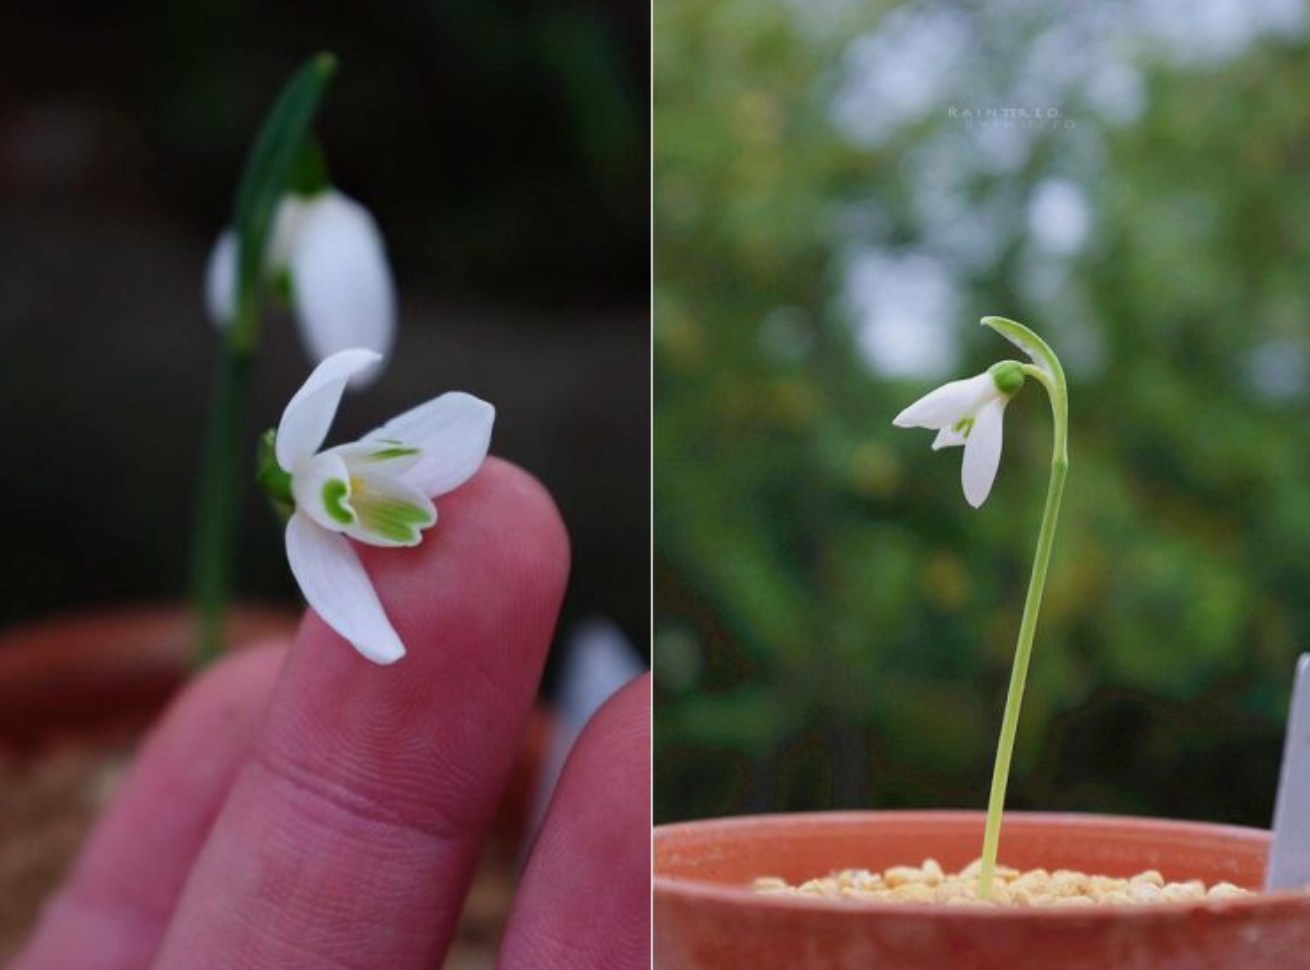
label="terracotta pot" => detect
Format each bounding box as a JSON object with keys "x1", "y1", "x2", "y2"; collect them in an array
[
  {"x1": 654, "y1": 810, "x2": 1310, "y2": 970},
  {"x1": 0, "y1": 604, "x2": 298, "y2": 748},
  {"x1": 0, "y1": 603, "x2": 555, "y2": 830},
  {"x1": 0, "y1": 602, "x2": 554, "y2": 813}
]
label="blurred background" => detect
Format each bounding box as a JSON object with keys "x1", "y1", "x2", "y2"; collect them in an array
[
  {"x1": 654, "y1": 0, "x2": 1310, "y2": 828},
  {"x1": 0, "y1": 0, "x2": 649, "y2": 658}
]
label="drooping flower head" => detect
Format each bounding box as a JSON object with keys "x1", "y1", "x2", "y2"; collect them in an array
[
  {"x1": 893, "y1": 360, "x2": 1026, "y2": 508},
  {"x1": 892, "y1": 315, "x2": 1072, "y2": 900},
  {"x1": 206, "y1": 190, "x2": 395, "y2": 384},
  {"x1": 267, "y1": 349, "x2": 495, "y2": 664}
]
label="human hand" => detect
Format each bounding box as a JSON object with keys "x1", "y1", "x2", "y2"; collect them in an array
[{"x1": 11, "y1": 459, "x2": 650, "y2": 970}]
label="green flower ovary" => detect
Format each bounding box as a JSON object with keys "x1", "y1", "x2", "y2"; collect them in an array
[
  {"x1": 988, "y1": 360, "x2": 1026, "y2": 397},
  {"x1": 255, "y1": 429, "x2": 294, "y2": 514}
]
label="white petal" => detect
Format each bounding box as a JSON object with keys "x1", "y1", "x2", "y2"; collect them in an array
[
  {"x1": 365, "y1": 392, "x2": 495, "y2": 497},
  {"x1": 893, "y1": 373, "x2": 995, "y2": 430},
  {"x1": 288, "y1": 192, "x2": 395, "y2": 386},
  {"x1": 328, "y1": 440, "x2": 423, "y2": 477},
  {"x1": 344, "y1": 473, "x2": 437, "y2": 548},
  {"x1": 276, "y1": 348, "x2": 383, "y2": 469},
  {"x1": 285, "y1": 512, "x2": 406, "y2": 665},
  {"x1": 268, "y1": 195, "x2": 311, "y2": 270},
  {"x1": 204, "y1": 230, "x2": 237, "y2": 327},
  {"x1": 932, "y1": 425, "x2": 967, "y2": 450},
  {"x1": 205, "y1": 197, "x2": 307, "y2": 328},
  {"x1": 961, "y1": 398, "x2": 1006, "y2": 508},
  {"x1": 290, "y1": 451, "x2": 357, "y2": 533}
]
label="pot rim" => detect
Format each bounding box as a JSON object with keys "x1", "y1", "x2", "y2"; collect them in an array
[
  {"x1": 654, "y1": 809, "x2": 1310, "y2": 920},
  {"x1": 0, "y1": 602, "x2": 300, "y2": 744}
]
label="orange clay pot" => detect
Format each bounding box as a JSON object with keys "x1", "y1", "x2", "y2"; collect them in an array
[
  {"x1": 654, "y1": 810, "x2": 1310, "y2": 970},
  {"x1": 0, "y1": 604, "x2": 553, "y2": 841},
  {"x1": 0, "y1": 604, "x2": 298, "y2": 746}
]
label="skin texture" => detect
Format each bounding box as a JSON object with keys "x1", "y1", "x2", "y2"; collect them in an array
[
  {"x1": 10, "y1": 459, "x2": 650, "y2": 970},
  {"x1": 496, "y1": 674, "x2": 651, "y2": 970}
]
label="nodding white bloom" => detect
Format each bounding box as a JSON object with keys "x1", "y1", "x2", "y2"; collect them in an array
[
  {"x1": 274, "y1": 348, "x2": 495, "y2": 665},
  {"x1": 893, "y1": 361, "x2": 1025, "y2": 509},
  {"x1": 205, "y1": 190, "x2": 395, "y2": 385}
]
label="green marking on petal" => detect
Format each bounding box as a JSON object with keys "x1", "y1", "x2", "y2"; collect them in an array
[
  {"x1": 321, "y1": 478, "x2": 355, "y2": 524},
  {"x1": 365, "y1": 445, "x2": 420, "y2": 462},
  {"x1": 955, "y1": 416, "x2": 975, "y2": 438},
  {"x1": 356, "y1": 494, "x2": 435, "y2": 543}
]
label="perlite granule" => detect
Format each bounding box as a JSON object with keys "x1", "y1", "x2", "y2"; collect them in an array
[{"x1": 753, "y1": 858, "x2": 1250, "y2": 907}]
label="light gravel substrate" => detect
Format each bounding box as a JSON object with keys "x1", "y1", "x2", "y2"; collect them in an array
[{"x1": 753, "y1": 858, "x2": 1251, "y2": 907}]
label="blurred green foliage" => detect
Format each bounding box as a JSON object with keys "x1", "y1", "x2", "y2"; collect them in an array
[{"x1": 654, "y1": 0, "x2": 1310, "y2": 826}]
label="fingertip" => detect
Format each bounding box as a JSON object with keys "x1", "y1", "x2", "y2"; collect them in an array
[
  {"x1": 352, "y1": 456, "x2": 568, "y2": 587},
  {"x1": 431, "y1": 456, "x2": 571, "y2": 590},
  {"x1": 605, "y1": 671, "x2": 652, "y2": 733},
  {"x1": 153, "y1": 461, "x2": 575, "y2": 968},
  {"x1": 577, "y1": 673, "x2": 652, "y2": 771},
  {"x1": 343, "y1": 456, "x2": 571, "y2": 669},
  {"x1": 186, "y1": 640, "x2": 289, "y2": 703},
  {"x1": 147, "y1": 641, "x2": 289, "y2": 743},
  {"x1": 497, "y1": 672, "x2": 651, "y2": 970},
  {"x1": 561, "y1": 670, "x2": 652, "y2": 840}
]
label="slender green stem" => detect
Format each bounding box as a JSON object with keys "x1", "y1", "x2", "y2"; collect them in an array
[
  {"x1": 190, "y1": 342, "x2": 255, "y2": 666},
  {"x1": 187, "y1": 53, "x2": 337, "y2": 667},
  {"x1": 977, "y1": 357, "x2": 1069, "y2": 898}
]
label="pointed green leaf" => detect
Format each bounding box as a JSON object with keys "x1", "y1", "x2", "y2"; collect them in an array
[{"x1": 230, "y1": 52, "x2": 338, "y2": 350}]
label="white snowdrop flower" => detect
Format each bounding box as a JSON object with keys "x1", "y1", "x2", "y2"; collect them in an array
[
  {"x1": 893, "y1": 361, "x2": 1026, "y2": 508},
  {"x1": 272, "y1": 348, "x2": 495, "y2": 664},
  {"x1": 205, "y1": 190, "x2": 396, "y2": 385}
]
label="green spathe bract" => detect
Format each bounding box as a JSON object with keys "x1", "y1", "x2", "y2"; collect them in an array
[
  {"x1": 975, "y1": 315, "x2": 1070, "y2": 898},
  {"x1": 229, "y1": 54, "x2": 338, "y2": 351},
  {"x1": 286, "y1": 137, "x2": 333, "y2": 200},
  {"x1": 255, "y1": 428, "x2": 294, "y2": 514}
]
